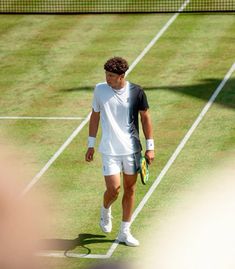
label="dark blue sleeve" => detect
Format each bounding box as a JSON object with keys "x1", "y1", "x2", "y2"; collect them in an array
[{"x1": 138, "y1": 89, "x2": 149, "y2": 111}]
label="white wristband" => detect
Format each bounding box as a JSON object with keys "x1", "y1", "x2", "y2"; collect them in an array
[
  {"x1": 88, "y1": 136, "x2": 96, "y2": 148},
  {"x1": 146, "y1": 139, "x2": 154, "y2": 150}
]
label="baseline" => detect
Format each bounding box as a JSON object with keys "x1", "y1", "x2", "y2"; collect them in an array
[{"x1": 37, "y1": 252, "x2": 109, "y2": 259}]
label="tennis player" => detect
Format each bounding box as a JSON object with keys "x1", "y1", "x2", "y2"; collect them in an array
[{"x1": 85, "y1": 57, "x2": 154, "y2": 247}]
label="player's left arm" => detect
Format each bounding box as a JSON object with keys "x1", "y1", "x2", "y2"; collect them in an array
[{"x1": 140, "y1": 109, "x2": 155, "y2": 165}]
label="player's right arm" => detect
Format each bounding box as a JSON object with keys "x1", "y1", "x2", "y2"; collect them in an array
[{"x1": 85, "y1": 109, "x2": 100, "y2": 162}]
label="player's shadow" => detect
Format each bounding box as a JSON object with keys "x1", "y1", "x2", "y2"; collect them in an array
[
  {"x1": 38, "y1": 233, "x2": 115, "y2": 255},
  {"x1": 60, "y1": 78, "x2": 235, "y2": 110},
  {"x1": 144, "y1": 78, "x2": 235, "y2": 110},
  {"x1": 61, "y1": 86, "x2": 93, "y2": 92}
]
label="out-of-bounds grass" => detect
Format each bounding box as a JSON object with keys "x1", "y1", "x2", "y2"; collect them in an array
[{"x1": 0, "y1": 12, "x2": 234, "y2": 269}]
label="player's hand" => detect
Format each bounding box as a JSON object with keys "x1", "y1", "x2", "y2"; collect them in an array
[
  {"x1": 145, "y1": 150, "x2": 154, "y2": 165},
  {"x1": 85, "y1": 148, "x2": 95, "y2": 162}
]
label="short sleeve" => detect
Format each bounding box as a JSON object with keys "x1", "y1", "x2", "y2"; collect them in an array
[
  {"x1": 138, "y1": 89, "x2": 149, "y2": 111},
  {"x1": 92, "y1": 87, "x2": 100, "y2": 112}
]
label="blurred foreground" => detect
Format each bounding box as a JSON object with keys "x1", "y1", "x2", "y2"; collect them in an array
[
  {"x1": 135, "y1": 155, "x2": 235, "y2": 269},
  {"x1": 0, "y1": 139, "x2": 46, "y2": 269}
]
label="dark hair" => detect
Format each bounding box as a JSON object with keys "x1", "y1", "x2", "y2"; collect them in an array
[{"x1": 104, "y1": 57, "x2": 129, "y2": 75}]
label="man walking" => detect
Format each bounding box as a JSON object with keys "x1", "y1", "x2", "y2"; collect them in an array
[{"x1": 85, "y1": 57, "x2": 154, "y2": 247}]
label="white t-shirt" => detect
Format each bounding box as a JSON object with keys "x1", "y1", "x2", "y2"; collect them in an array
[{"x1": 92, "y1": 81, "x2": 149, "y2": 155}]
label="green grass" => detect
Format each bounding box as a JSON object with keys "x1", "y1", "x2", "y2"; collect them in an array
[{"x1": 0, "y1": 12, "x2": 235, "y2": 269}]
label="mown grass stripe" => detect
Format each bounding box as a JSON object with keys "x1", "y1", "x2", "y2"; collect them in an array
[
  {"x1": 0, "y1": 15, "x2": 25, "y2": 35},
  {"x1": 1, "y1": 15, "x2": 117, "y2": 90},
  {"x1": 0, "y1": 16, "x2": 56, "y2": 59}
]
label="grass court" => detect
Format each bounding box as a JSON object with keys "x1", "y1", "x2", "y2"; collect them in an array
[{"x1": 0, "y1": 3, "x2": 235, "y2": 269}]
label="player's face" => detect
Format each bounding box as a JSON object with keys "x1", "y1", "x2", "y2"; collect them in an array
[{"x1": 105, "y1": 71, "x2": 123, "y2": 89}]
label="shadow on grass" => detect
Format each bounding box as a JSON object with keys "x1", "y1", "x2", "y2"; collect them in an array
[
  {"x1": 145, "y1": 78, "x2": 235, "y2": 110},
  {"x1": 60, "y1": 78, "x2": 235, "y2": 110},
  {"x1": 38, "y1": 233, "x2": 115, "y2": 255}
]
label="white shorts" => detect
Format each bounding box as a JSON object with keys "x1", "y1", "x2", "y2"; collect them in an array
[{"x1": 101, "y1": 154, "x2": 138, "y2": 176}]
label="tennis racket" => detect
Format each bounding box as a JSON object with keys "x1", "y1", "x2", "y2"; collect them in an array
[{"x1": 139, "y1": 156, "x2": 149, "y2": 185}]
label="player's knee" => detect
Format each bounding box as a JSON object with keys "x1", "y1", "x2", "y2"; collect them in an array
[
  {"x1": 109, "y1": 186, "x2": 120, "y2": 199},
  {"x1": 124, "y1": 185, "x2": 135, "y2": 197}
]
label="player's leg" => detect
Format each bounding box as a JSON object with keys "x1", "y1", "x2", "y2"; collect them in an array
[
  {"x1": 118, "y1": 154, "x2": 139, "y2": 246},
  {"x1": 100, "y1": 155, "x2": 121, "y2": 233},
  {"x1": 100, "y1": 174, "x2": 121, "y2": 233},
  {"x1": 103, "y1": 174, "x2": 121, "y2": 208},
  {"x1": 122, "y1": 173, "x2": 137, "y2": 222}
]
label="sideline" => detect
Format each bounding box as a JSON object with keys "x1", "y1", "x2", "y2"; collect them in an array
[{"x1": 21, "y1": 112, "x2": 91, "y2": 196}]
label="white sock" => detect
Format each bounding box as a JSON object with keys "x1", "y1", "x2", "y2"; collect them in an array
[
  {"x1": 121, "y1": 221, "x2": 131, "y2": 233},
  {"x1": 102, "y1": 205, "x2": 111, "y2": 215}
]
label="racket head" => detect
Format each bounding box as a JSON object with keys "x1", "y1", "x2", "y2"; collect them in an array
[{"x1": 139, "y1": 156, "x2": 149, "y2": 185}]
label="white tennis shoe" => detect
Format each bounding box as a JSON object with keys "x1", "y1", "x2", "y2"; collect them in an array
[
  {"x1": 100, "y1": 206, "x2": 112, "y2": 233},
  {"x1": 118, "y1": 231, "x2": 140, "y2": 247}
]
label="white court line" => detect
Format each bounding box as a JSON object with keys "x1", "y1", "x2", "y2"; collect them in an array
[
  {"x1": 23, "y1": 0, "x2": 191, "y2": 258},
  {"x1": 37, "y1": 252, "x2": 108, "y2": 259},
  {"x1": 0, "y1": 116, "x2": 84, "y2": 120},
  {"x1": 106, "y1": 62, "x2": 235, "y2": 258},
  {"x1": 21, "y1": 112, "x2": 91, "y2": 196},
  {"x1": 125, "y1": 0, "x2": 191, "y2": 76}
]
